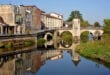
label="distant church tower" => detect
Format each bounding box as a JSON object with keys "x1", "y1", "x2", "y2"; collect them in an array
[{"x1": 72, "y1": 12, "x2": 80, "y2": 42}]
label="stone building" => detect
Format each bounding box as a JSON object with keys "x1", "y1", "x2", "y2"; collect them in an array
[
  {"x1": 19, "y1": 5, "x2": 43, "y2": 34},
  {"x1": 0, "y1": 4, "x2": 17, "y2": 35},
  {"x1": 0, "y1": 4, "x2": 43, "y2": 35},
  {"x1": 41, "y1": 12, "x2": 63, "y2": 29}
]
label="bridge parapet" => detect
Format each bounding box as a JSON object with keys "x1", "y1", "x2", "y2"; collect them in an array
[{"x1": 80, "y1": 27, "x2": 103, "y2": 30}]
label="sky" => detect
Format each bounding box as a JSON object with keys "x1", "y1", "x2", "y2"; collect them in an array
[{"x1": 0, "y1": 0, "x2": 110, "y2": 25}]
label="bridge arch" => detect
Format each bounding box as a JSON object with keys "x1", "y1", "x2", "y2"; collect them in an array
[
  {"x1": 44, "y1": 32, "x2": 53, "y2": 41},
  {"x1": 58, "y1": 30, "x2": 74, "y2": 37},
  {"x1": 80, "y1": 29, "x2": 104, "y2": 40},
  {"x1": 60, "y1": 31, "x2": 73, "y2": 48},
  {"x1": 80, "y1": 30, "x2": 94, "y2": 35},
  {"x1": 94, "y1": 30, "x2": 104, "y2": 36},
  {"x1": 80, "y1": 29, "x2": 104, "y2": 36}
]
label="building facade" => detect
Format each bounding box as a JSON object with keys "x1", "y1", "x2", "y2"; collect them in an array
[
  {"x1": 41, "y1": 12, "x2": 63, "y2": 29},
  {"x1": 0, "y1": 4, "x2": 17, "y2": 35},
  {"x1": 0, "y1": 4, "x2": 43, "y2": 35},
  {"x1": 19, "y1": 5, "x2": 43, "y2": 34}
]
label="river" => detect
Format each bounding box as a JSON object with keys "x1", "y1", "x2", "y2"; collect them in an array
[
  {"x1": 0, "y1": 46, "x2": 110, "y2": 75},
  {"x1": 25, "y1": 49, "x2": 110, "y2": 75}
]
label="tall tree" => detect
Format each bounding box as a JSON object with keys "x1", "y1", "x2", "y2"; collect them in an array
[
  {"x1": 67, "y1": 10, "x2": 83, "y2": 22},
  {"x1": 93, "y1": 21, "x2": 100, "y2": 27},
  {"x1": 67, "y1": 10, "x2": 90, "y2": 27},
  {"x1": 103, "y1": 19, "x2": 110, "y2": 34}
]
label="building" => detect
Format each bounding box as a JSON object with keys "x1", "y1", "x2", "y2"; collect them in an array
[
  {"x1": 0, "y1": 4, "x2": 43, "y2": 35},
  {"x1": 19, "y1": 5, "x2": 43, "y2": 34},
  {"x1": 0, "y1": 4, "x2": 17, "y2": 35},
  {"x1": 41, "y1": 12, "x2": 63, "y2": 29}
]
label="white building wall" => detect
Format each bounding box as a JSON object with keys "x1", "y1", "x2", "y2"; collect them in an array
[{"x1": 41, "y1": 13, "x2": 63, "y2": 28}]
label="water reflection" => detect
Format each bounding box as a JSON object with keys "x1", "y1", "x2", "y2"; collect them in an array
[
  {"x1": 0, "y1": 46, "x2": 110, "y2": 75},
  {"x1": 34, "y1": 51, "x2": 110, "y2": 75}
]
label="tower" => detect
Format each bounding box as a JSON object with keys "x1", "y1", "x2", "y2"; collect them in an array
[{"x1": 72, "y1": 17, "x2": 80, "y2": 42}]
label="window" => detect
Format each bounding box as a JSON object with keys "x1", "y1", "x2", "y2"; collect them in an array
[{"x1": 15, "y1": 15, "x2": 23, "y2": 25}]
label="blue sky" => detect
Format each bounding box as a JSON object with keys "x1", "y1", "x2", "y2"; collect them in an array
[{"x1": 0, "y1": 0, "x2": 110, "y2": 25}]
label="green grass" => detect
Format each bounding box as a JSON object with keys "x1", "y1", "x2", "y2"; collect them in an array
[{"x1": 76, "y1": 34, "x2": 110, "y2": 64}]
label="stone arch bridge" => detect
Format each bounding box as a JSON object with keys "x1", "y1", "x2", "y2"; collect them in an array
[
  {"x1": 36, "y1": 18, "x2": 104, "y2": 48},
  {"x1": 58, "y1": 27, "x2": 104, "y2": 37}
]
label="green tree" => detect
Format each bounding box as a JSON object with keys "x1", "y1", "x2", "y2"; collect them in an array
[
  {"x1": 67, "y1": 10, "x2": 89, "y2": 27},
  {"x1": 81, "y1": 21, "x2": 90, "y2": 27},
  {"x1": 94, "y1": 21, "x2": 100, "y2": 27},
  {"x1": 67, "y1": 10, "x2": 83, "y2": 22},
  {"x1": 103, "y1": 19, "x2": 110, "y2": 34}
]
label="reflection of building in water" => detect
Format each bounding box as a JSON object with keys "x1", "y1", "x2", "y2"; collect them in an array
[
  {"x1": 31, "y1": 53, "x2": 42, "y2": 72},
  {"x1": 50, "y1": 54, "x2": 62, "y2": 60},
  {"x1": 15, "y1": 58, "x2": 24, "y2": 75},
  {"x1": 0, "y1": 49, "x2": 62, "y2": 75},
  {"x1": 0, "y1": 59, "x2": 15, "y2": 75},
  {"x1": 41, "y1": 50, "x2": 62, "y2": 63}
]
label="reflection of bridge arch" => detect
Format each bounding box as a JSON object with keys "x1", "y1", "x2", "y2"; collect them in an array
[{"x1": 59, "y1": 43, "x2": 78, "y2": 50}]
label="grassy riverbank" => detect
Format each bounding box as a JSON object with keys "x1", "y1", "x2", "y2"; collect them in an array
[{"x1": 76, "y1": 34, "x2": 110, "y2": 64}]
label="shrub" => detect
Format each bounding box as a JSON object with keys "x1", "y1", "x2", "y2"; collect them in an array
[
  {"x1": 80, "y1": 31, "x2": 89, "y2": 43},
  {"x1": 37, "y1": 38, "x2": 46, "y2": 47}
]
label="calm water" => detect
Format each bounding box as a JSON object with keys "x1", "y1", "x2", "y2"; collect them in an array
[{"x1": 25, "y1": 51, "x2": 110, "y2": 75}]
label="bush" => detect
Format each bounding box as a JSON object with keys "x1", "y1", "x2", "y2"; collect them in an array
[
  {"x1": 37, "y1": 38, "x2": 46, "y2": 47},
  {"x1": 76, "y1": 35, "x2": 110, "y2": 64},
  {"x1": 80, "y1": 31, "x2": 89, "y2": 43}
]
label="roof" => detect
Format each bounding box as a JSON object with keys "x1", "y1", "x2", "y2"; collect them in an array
[
  {"x1": 42, "y1": 13, "x2": 62, "y2": 20},
  {"x1": 50, "y1": 12, "x2": 63, "y2": 17},
  {"x1": 20, "y1": 5, "x2": 45, "y2": 13}
]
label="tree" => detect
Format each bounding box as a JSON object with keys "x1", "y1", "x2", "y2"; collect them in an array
[
  {"x1": 103, "y1": 19, "x2": 110, "y2": 34},
  {"x1": 94, "y1": 22, "x2": 100, "y2": 27},
  {"x1": 67, "y1": 10, "x2": 90, "y2": 27},
  {"x1": 67, "y1": 10, "x2": 83, "y2": 22},
  {"x1": 81, "y1": 20, "x2": 90, "y2": 27}
]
